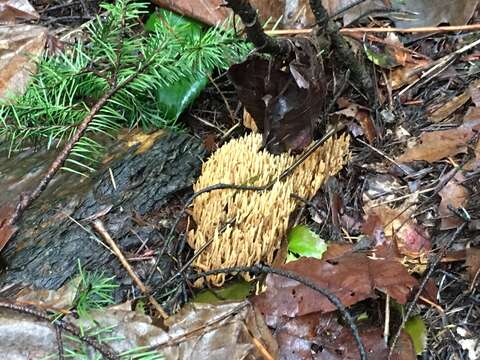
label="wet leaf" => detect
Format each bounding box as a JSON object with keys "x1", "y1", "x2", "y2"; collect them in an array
[
  {"x1": 145, "y1": 10, "x2": 209, "y2": 121},
  {"x1": 404, "y1": 316, "x2": 428, "y2": 355},
  {"x1": 390, "y1": 0, "x2": 479, "y2": 28},
  {"x1": 229, "y1": 39, "x2": 326, "y2": 154},
  {"x1": 397, "y1": 119, "x2": 480, "y2": 163},
  {"x1": 0, "y1": 0, "x2": 39, "y2": 24},
  {"x1": 274, "y1": 311, "x2": 416, "y2": 360},
  {"x1": 438, "y1": 171, "x2": 469, "y2": 230},
  {"x1": 0, "y1": 24, "x2": 47, "y2": 102},
  {"x1": 252, "y1": 255, "x2": 417, "y2": 327},
  {"x1": 162, "y1": 301, "x2": 278, "y2": 359},
  {"x1": 193, "y1": 278, "x2": 253, "y2": 304},
  {"x1": 287, "y1": 225, "x2": 327, "y2": 260}
]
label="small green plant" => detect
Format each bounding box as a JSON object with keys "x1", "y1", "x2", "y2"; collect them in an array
[
  {"x1": 45, "y1": 262, "x2": 163, "y2": 359},
  {"x1": 0, "y1": 0, "x2": 249, "y2": 174},
  {"x1": 73, "y1": 260, "x2": 118, "y2": 318}
]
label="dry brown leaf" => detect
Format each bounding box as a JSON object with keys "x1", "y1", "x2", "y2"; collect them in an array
[
  {"x1": 438, "y1": 171, "x2": 469, "y2": 230},
  {"x1": 389, "y1": 60, "x2": 431, "y2": 90},
  {"x1": 334, "y1": 102, "x2": 376, "y2": 143},
  {"x1": 397, "y1": 119, "x2": 480, "y2": 163},
  {"x1": 326, "y1": 0, "x2": 478, "y2": 28},
  {"x1": 0, "y1": 24, "x2": 47, "y2": 101},
  {"x1": 0, "y1": 204, "x2": 17, "y2": 252},
  {"x1": 428, "y1": 92, "x2": 471, "y2": 123},
  {"x1": 0, "y1": 0, "x2": 39, "y2": 24},
  {"x1": 465, "y1": 247, "x2": 480, "y2": 283},
  {"x1": 252, "y1": 255, "x2": 417, "y2": 326},
  {"x1": 391, "y1": 0, "x2": 479, "y2": 28},
  {"x1": 152, "y1": 0, "x2": 230, "y2": 26},
  {"x1": 363, "y1": 205, "x2": 431, "y2": 258}
]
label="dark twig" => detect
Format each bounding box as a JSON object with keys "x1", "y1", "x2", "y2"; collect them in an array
[
  {"x1": 0, "y1": 300, "x2": 119, "y2": 360},
  {"x1": 154, "y1": 219, "x2": 236, "y2": 293},
  {"x1": 387, "y1": 224, "x2": 466, "y2": 359},
  {"x1": 223, "y1": 0, "x2": 293, "y2": 55},
  {"x1": 55, "y1": 326, "x2": 65, "y2": 360},
  {"x1": 189, "y1": 264, "x2": 367, "y2": 360},
  {"x1": 309, "y1": 0, "x2": 374, "y2": 102},
  {"x1": 145, "y1": 125, "x2": 344, "y2": 285}
]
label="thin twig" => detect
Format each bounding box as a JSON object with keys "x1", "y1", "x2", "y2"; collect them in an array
[
  {"x1": 190, "y1": 264, "x2": 367, "y2": 360},
  {"x1": 207, "y1": 73, "x2": 237, "y2": 124},
  {"x1": 0, "y1": 300, "x2": 119, "y2": 360},
  {"x1": 92, "y1": 220, "x2": 169, "y2": 320},
  {"x1": 155, "y1": 219, "x2": 236, "y2": 293},
  {"x1": 387, "y1": 224, "x2": 466, "y2": 359},
  {"x1": 341, "y1": 23, "x2": 480, "y2": 34},
  {"x1": 266, "y1": 23, "x2": 480, "y2": 36}
]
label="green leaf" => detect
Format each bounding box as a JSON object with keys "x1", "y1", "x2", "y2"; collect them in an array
[
  {"x1": 193, "y1": 278, "x2": 252, "y2": 304},
  {"x1": 145, "y1": 8, "x2": 203, "y2": 34},
  {"x1": 364, "y1": 43, "x2": 399, "y2": 69},
  {"x1": 287, "y1": 225, "x2": 327, "y2": 259},
  {"x1": 404, "y1": 315, "x2": 427, "y2": 355},
  {"x1": 146, "y1": 9, "x2": 209, "y2": 121},
  {"x1": 155, "y1": 75, "x2": 209, "y2": 121}
]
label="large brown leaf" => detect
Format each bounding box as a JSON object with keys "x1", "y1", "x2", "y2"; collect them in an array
[
  {"x1": 228, "y1": 38, "x2": 326, "y2": 154},
  {"x1": 0, "y1": 24, "x2": 47, "y2": 102},
  {"x1": 252, "y1": 254, "x2": 417, "y2": 326},
  {"x1": 0, "y1": 0, "x2": 39, "y2": 24},
  {"x1": 397, "y1": 119, "x2": 480, "y2": 163}
]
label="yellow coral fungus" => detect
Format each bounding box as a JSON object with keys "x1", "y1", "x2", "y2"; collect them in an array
[{"x1": 188, "y1": 133, "x2": 350, "y2": 285}]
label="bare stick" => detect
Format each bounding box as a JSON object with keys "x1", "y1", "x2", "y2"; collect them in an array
[
  {"x1": 92, "y1": 220, "x2": 169, "y2": 319},
  {"x1": 266, "y1": 23, "x2": 480, "y2": 36}
]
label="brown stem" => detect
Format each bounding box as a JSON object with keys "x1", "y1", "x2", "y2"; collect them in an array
[
  {"x1": 309, "y1": 0, "x2": 374, "y2": 102},
  {"x1": 223, "y1": 0, "x2": 292, "y2": 55}
]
